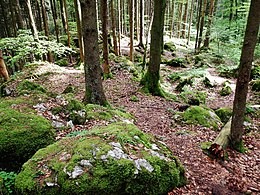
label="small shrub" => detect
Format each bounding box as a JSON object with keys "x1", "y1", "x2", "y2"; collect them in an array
[{"x1": 0, "y1": 171, "x2": 17, "y2": 194}]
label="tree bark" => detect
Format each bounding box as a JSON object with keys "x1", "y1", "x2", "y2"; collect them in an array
[
  {"x1": 101, "y1": 0, "x2": 110, "y2": 76},
  {"x1": 14, "y1": 0, "x2": 25, "y2": 29},
  {"x1": 117, "y1": 0, "x2": 121, "y2": 55},
  {"x1": 203, "y1": 0, "x2": 215, "y2": 48},
  {"x1": 0, "y1": 50, "x2": 10, "y2": 81},
  {"x1": 230, "y1": 0, "x2": 260, "y2": 150},
  {"x1": 177, "y1": 1, "x2": 183, "y2": 38},
  {"x1": 187, "y1": 0, "x2": 194, "y2": 45},
  {"x1": 138, "y1": 0, "x2": 144, "y2": 47},
  {"x1": 111, "y1": 0, "x2": 119, "y2": 55},
  {"x1": 195, "y1": 0, "x2": 202, "y2": 51},
  {"x1": 26, "y1": 0, "x2": 39, "y2": 41},
  {"x1": 181, "y1": 0, "x2": 189, "y2": 39},
  {"x1": 50, "y1": 0, "x2": 60, "y2": 43},
  {"x1": 74, "y1": 0, "x2": 84, "y2": 62},
  {"x1": 129, "y1": 0, "x2": 134, "y2": 61},
  {"x1": 170, "y1": 0, "x2": 175, "y2": 38},
  {"x1": 80, "y1": 0, "x2": 107, "y2": 106},
  {"x1": 141, "y1": 0, "x2": 166, "y2": 96},
  {"x1": 197, "y1": 0, "x2": 207, "y2": 52}
]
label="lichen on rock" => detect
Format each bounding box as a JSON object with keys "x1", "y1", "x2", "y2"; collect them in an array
[{"x1": 15, "y1": 123, "x2": 186, "y2": 195}]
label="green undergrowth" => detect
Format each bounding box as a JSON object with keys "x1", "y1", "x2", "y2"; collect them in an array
[
  {"x1": 15, "y1": 123, "x2": 186, "y2": 195},
  {"x1": 0, "y1": 171, "x2": 17, "y2": 194}
]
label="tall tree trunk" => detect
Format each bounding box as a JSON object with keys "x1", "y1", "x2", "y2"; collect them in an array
[
  {"x1": 181, "y1": 0, "x2": 189, "y2": 38},
  {"x1": 230, "y1": 0, "x2": 260, "y2": 150},
  {"x1": 197, "y1": 0, "x2": 206, "y2": 52},
  {"x1": 80, "y1": 0, "x2": 107, "y2": 106},
  {"x1": 187, "y1": 0, "x2": 194, "y2": 45},
  {"x1": 111, "y1": 0, "x2": 119, "y2": 55},
  {"x1": 41, "y1": 0, "x2": 52, "y2": 62},
  {"x1": 118, "y1": 0, "x2": 121, "y2": 55},
  {"x1": 129, "y1": 0, "x2": 134, "y2": 61},
  {"x1": 62, "y1": 0, "x2": 72, "y2": 62},
  {"x1": 139, "y1": 0, "x2": 144, "y2": 47},
  {"x1": 101, "y1": 0, "x2": 110, "y2": 76},
  {"x1": 26, "y1": 0, "x2": 39, "y2": 41},
  {"x1": 177, "y1": 1, "x2": 183, "y2": 38},
  {"x1": 14, "y1": 0, "x2": 25, "y2": 29},
  {"x1": 203, "y1": 0, "x2": 215, "y2": 48},
  {"x1": 50, "y1": 0, "x2": 60, "y2": 42},
  {"x1": 0, "y1": 0, "x2": 11, "y2": 37},
  {"x1": 60, "y1": 0, "x2": 66, "y2": 33},
  {"x1": 141, "y1": 0, "x2": 166, "y2": 96},
  {"x1": 35, "y1": 0, "x2": 43, "y2": 32},
  {"x1": 0, "y1": 50, "x2": 10, "y2": 81},
  {"x1": 170, "y1": 0, "x2": 175, "y2": 38},
  {"x1": 74, "y1": 0, "x2": 84, "y2": 62},
  {"x1": 10, "y1": 0, "x2": 17, "y2": 37},
  {"x1": 195, "y1": 0, "x2": 202, "y2": 51}
]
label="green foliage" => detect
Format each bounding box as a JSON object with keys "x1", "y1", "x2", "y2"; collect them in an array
[
  {"x1": 251, "y1": 64, "x2": 260, "y2": 80},
  {"x1": 178, "y1": 90, "x2": 206, "y2": 105},
  {"x1": 215, "y1": 107, "x2": 233, "y2": 123},
  {"x1": 166, "y1": 58, "x2": 187, "y2": 68},
  {"x1": 219, "y1": 84, "x2": 232, "y2": 96},
  {"x1": 164, "y1": 42, "x2": 176, "y2": 52},
  {"x1": 175, "y1": 77, "x2": 193, "y2": 92},
  {"x1": 250, "y1": 80, "x2": 260, "y2": 91},
  {"x1": 0, "y1": 171, "x2": 17, "y2": 194},
  {"x1": 216, "y1": 64, "x2": 238, "y2": 78},
  {"x1": 130, "y1": 95, "x2": 139, "y2": 102},
  {"x1": 0, "y1": 30, "x2": 74, "y2": 69}
]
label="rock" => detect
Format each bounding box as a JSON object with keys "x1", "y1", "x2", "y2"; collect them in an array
[
  {"x1": 0, "y1": 107, "x2": 55, "y2": 171},
  {"x1": 182, "y1": 106, "x2": 222, "y2": 130},
  {"x1": 164, "y1": 42, "x2": 176, "y2": 52},
  {"x1": 51, "y1": 120, "x2": 65, "y2": 128},
  {"x1": 215, "y1": 107, "x2": 233, "y2": 123},
  {"x1": 15, "y1": 123, "x2": 186, "y2": 195}
]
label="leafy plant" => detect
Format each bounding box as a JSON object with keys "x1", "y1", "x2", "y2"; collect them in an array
[{"x1": 0, "y1": 171, "x2": 17, "y2": 194}]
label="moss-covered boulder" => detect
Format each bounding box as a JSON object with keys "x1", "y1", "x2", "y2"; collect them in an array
[
  {"x1": 166, "y1": 58, "x2": 187, "y2": 68},
  {"x1": 182, "y1": 106, "x2": 222, "y2": 130},
  {"x1": 15, "y1": 123, "x2": 186, "y2": 195},
  {"x1": 0, "y1": 107, "x2": 55, "y2": 171},
  {"x1": 17, "y1": 80, "x2": 46, "y2": 95},
  {"x1": 163, "y1": 42, "x2": 176, "y2": 52},
  {"x1": 215, "y1": 107, "x2": 233, "y2": 123}
]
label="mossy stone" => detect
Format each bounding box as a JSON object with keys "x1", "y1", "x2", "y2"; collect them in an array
[
  {"x1": 0, "y1": 107, "x2": 55, "y2": 171},
  {"x1": 178, "y1": 90, "x2": 206, "y2": 105},
  {"x1": 215, "y1": 107, "x2": 233, "y2": 123},
  {"x1": 175, "y1": 77, "x2": 193, "y2": 92},
  {"x1": 164, "y1": 42, "x2": 176, "y2": 52},
  {"x1": 219, "y1": 85, "x2": 232, "y2": 96},
  {"x1": 17, "y1": 80, "x2": 46, "y2": 95},
  {"x1": 166, "y1": 58, "x2": 187, "y2": 68},
  {"x1": 182, "y1": 106, "x2": 222, "y2": 130},
  {"x1": 15, "y1": 123, "x2": 186, "y2": 195}
]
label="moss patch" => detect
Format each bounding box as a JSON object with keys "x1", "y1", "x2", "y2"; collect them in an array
[
  {"x1": 182, "y1": 106, "x2": 222, "y2": 130},
  {"x1": 17, "y1": 80, "x2": 46, "y2": 95},
  {"x1": 15, "y1": 123, "x2": 186, "y2": 195},
  {"x1": 0, "y1": 106, "x2": 55, "y2": 171},
  {"x1": 215, "y1": 107, "x2": 233, "y2": 123},
  {"x1": 164, "y1": 42, "x2": 176, "y2": 52}
]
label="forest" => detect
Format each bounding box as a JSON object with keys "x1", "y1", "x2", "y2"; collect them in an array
[{"x1": 0, "y1": 0, "x2": 259, "y2": 194}]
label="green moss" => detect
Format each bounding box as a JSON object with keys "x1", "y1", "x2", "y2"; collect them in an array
[
  {"x1": 17, "y1": 80, "x2": 46, "y2": 95},
  {"x1": 15, "y1": 123, "x2": 186, "y2": 195},
  {"x1": 0, "y1": 107, "x2": 55, "y2": 171},
  {"x1": 175, "y1": 77, "x2": 193, "y2": 92},
  {"x1": 231, "y1": 140, "x2": 247, "y2": 153},
  {"x1": 163, "y1": 42, "x2": 176, "y2": 52},
  {"x1": 219, "y1": 85, "x2": 232, "y2": 96},
  {"x1": 200, "y1": 142, "x2": 212, "y2": 150},
  {"x1": 62, "y1": 84, "x2": 76, "y2": 94},
  {"x1": 56, "y1": 58, "x2": 69, "y2": 66},
  {"x1": 215, "y1": 107, "x2": 233, "y2": 123},
  {"x1": 130, "y1": 95, "x2": 139, "y2": 102},
  {"x1": 166, "y1": 58, "x2": 187, "y2": 68},
  {"x1": 178, "y1": 90, "x2": 206, "y2": 105},
  {"x1": 182, "y1": 106, "x2": 222, "y2": 130}
]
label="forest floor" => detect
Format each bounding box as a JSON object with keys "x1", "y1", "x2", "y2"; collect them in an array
[{"x1": 3, "y1": 38, "x2": 260, "y2": 194}]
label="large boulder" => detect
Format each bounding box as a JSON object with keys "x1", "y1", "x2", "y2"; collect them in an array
[
  {"x1": 15, "y1": 123, "x2": 186, "y2": 195},
  {"x1": 0, "y1": 105, "x2": 55, "y2": 171}
]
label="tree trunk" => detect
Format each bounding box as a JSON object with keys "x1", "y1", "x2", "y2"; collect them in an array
[
  {"x1": 26, "y1": 0, "x2": 39, "y2": 41},
  {"x1": 60, "y1": 0, "x2": 66, "y2": 33},
  {"x1": 197, "y1": 0, "x2": 206, "y2": 52},
  {"x1": 74, "y1": 0, "x2": 84, "y2": 62},
  {"x1": 14, "y1": 0, "x2": 25, "y2": 29},
  {"x1": 50, "y1": 0, "x2": 60, "y2": 43},
  {"x1": 203, "y1": 0, "x2": 215, "y2": 48},
  {"x1": 195, "y1": 0, "x2": 202, "y2": 51},
  {"x1": 117, "y1": 0, "x2": 121, "y2": 55},
  {"x1": 138, "y1": 0, "x2": 144, "y2": 47},
  {"x1": 35, "y1": 0, "x2": 43, "y2": 32},
  {"x1": 230, "y1": 0, "x2": 260, "y2": 150},
  {"x1": 129, "y1": 0, "x2": 134, "y2": 61},
  {"x1": 141, "y1": 0, "x2": 166, "y2": 96},
  {"x1": 181, "y1": 0, "x2": 189, "y2": 38},
  {"x1": 62, "y1": 0, "x2": 72, "y2": 63},
  {"x1": 10, "y1": 0, "x2": 17, "y2": 37},
  {"x1": 0, "y1": 50, "x2": 10, "y2": 81},
  {"x1": 170, "y1": 0, "x2": 175, "y2": 38},
  {"x1": 101, "y1": 0, "x2": 110, "y2": 76},
  {"x1": 177, "y1": 1, "x2": 183, "y2": 38},
  {"x1": 111, "y1": 0, "x2": 119, "y2": 55},
  {"x1": 0, "y1": 0, "x2": 11, "y2": 37},
  {"x1": 187, "y1": 0, "x2": 194, "y2": 45},
  {"x1": 80, "y1": 0, "x2": 107, "y2": 106}
]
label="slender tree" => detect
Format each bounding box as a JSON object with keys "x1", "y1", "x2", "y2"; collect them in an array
[
  {"x1": 101, "y1": 0, "x2": 110, "y2": 77},
  {"x1": 14, "y1": 0, "x2": 25, "y2": 29},
  {"x1": 170, "y1": 0, "x2": 175, "y2": 38},
  {"x1": 141, "y1": 0, "x2": 166, "y2": 96},
  {"x1": 230, "y1": 0, "x2": 260, "y2": 150},
  {"x1": 111, "y1": 0, "x2": 119, "y2": 55},
  {"x1": 177, "y1": 0, "x2": 183, "y2": 38},
  {"x1": 129, "y1": 0, "x2": 134, "y2": 61},
  {"x1": 203, "y1": 0, "x2": 215, "y2": 48},
  {"x1": 139, "y1": 0, "x2": 144, "y2": 47},
  {"x1": 181, "y1": 0, "x2": 189, "y2": 38},
  {"x1": 50, "y1": 0, "x2": 60, "y2": 42},
  {"x1": 74, "y1": 0, "x2": 84, "y2": 62},
  {"x1": 80, "y1": 0, "x2": 107, "y2": 105},
  {"x1": 26, "y1": 0, "x2": 39, "y2": 41},
  {"x1": 187, "y1": 0, "x2": 194, "y2": 45}
]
